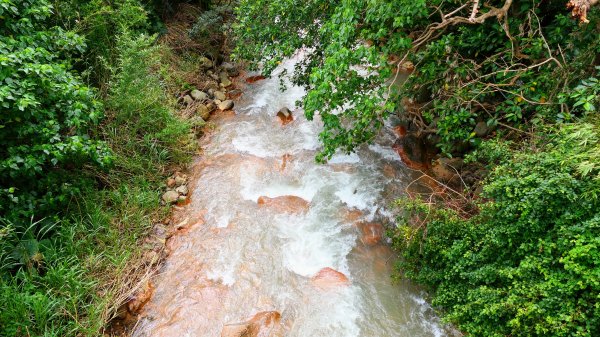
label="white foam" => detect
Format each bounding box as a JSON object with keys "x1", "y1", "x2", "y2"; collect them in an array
[{"x1": 368, "y1": 143, "x2": 401, "y2": 161}]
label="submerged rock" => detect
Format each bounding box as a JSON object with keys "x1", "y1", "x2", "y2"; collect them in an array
[
  {"x1": 311, "y1": 267, "x2": 350, "y2": 289},
  {"x1": 276, "y1": 107, "x2": 293, "y2": 125},
  {"x1": 221, "y1": 311, "x2": 282, "y2": 337},
  {"x1": 257, "y1": 195, "x2": 309, "y2": 213},
  {"x1": 358, "y1": 222, "x2": 384, "y2": 246}
]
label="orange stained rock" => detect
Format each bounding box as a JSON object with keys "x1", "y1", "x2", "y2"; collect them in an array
[
  {"x1": 358, "y1": 222, "x2": 384, "y2": 246},
  {"x1": 221, "y1": 311, "x2": 282, "y2": 337},
  {"x1": 276, "y1": 111, "x2": 294, "y2": 125},
  {"x1": 245, "y1": 75, "x2": 266, "y2": 83},
  {"x1": 257, "y1": 195, "x2": 309, "y2": 214},
  {"x1": 127, "y1": 281, "x2": 155, "y2": 314},
  {"x1": 342, "y1": 208, "x2": 364, "y2": 223},
  {"x1": 310, "y1": 267, "x2": 350, "y2": 289}
]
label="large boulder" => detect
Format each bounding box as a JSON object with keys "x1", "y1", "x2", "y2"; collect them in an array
[
  {"x1": 257, "y1": 195, "x2": 309, "y2": 214},
  {"x1": 310, "y1": 267, "x2": 350, "y2": 289}
]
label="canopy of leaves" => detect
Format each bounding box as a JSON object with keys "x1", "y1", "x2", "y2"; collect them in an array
[
  {"x1": 0, "y1": 0, "x2": 112, "y2": 223},
  {"x1": 234, "y1": 0, "x2": 600, "y2": 159}
]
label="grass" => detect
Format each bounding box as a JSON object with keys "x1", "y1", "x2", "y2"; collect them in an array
[{"x1": 0, "y1": 32, "x2": 195, "y2": 336}]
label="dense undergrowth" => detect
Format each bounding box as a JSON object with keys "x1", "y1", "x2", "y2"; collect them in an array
[
  {"x1": 394, "y1": 116, "x2": 600, "y2": 336},
  {"x1": 0, "y1": 0, "x2": 196, "y2": 335}
]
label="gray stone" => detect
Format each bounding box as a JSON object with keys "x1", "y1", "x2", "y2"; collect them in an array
[
  {"x1": 162, "y1": 191, "x2": 179, "y2": 204},
  {"x1": 176, "y1": 185, "x2": 189, "y2": 195},
  {"x1": 214, "y1": 90, "x2": 226, "y2": 101},
  {"x1": 221, "y1": 62, "x2": 239, "y2": 77},
  {"x1": 218, "y1": 100, "x2": 234, "y2": 111},
  {"x1": 191, "y1": 90, "x2": 208, "y2": 101},
  {"x1": 219, "y1": 72, "x2": 232, "y2": 87},
  {"x1": 197, "y1": 104, "x2": 210, "y2": 120},
  {"x1": 183, "y1": 95, "x2": 194, "y2": 106},
  {"x1": 474, "y1": 121, "x2": 491, "y2": 137},
  {"x1": 174, "y1": 175, "x2": 186, "y2": 186},
  {"x1": 199, "y1": 56, "x2": 213, "y2": 69},
  {"x1": 206, "y1": 101, "x2": 216, "y2": 112},
  {"x1": 177, "y1": 195, "x2": 187, "y2": 203}
]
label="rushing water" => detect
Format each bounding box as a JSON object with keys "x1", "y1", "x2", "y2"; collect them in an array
[{"x1": 132, "y1": 59, "x2": 456, "y2": 337}]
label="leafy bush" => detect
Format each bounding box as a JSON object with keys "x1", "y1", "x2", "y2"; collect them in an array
[
  {"x1": 234, "y1": 1, "x2": 600, "y2": 159},
  {"x1": 0, "y1": 0, "x2": 111, "y2": 224},
  {"x1": 392, "y1": 118, "x2": 600, "y2": 336},
  {"x1": 52, "y1": 0, "x2": 151, "y2": 86},
  {"x1": 0, "y1": 2, "x2": 193, "y2": 335}
]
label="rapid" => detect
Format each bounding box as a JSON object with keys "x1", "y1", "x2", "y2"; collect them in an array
[{"x1": 132, "y1": 58, "x2": 456, "y2": 337}]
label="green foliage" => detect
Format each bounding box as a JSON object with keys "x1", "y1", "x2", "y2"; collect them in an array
[
  {"x1": 102, "y1": 32, "x2": 193, "y2": 180},
  {"x1": 0, "y1": 2, "x2": 193, "y2": 336},
  {"x1": 0, "y1": 0, "x2": 111, "y2": 223},
  {"x1": 52, "y1": 0, "x2": 151, "y2": 86},
  {"x1": 392, "y1": 120, "x2": 600, "y2": 336},
  {"x1": 235, "y1": 1, "x2": 600, "y2": 159}
]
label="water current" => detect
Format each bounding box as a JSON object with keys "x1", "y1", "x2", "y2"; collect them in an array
[{"x1": 133, "y1": 58, "x2": 457, "y2": 337}]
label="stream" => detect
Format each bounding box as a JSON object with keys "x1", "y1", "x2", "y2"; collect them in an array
[{"x1": 132, "y1": 58, "x2": 456, "y2": 337}]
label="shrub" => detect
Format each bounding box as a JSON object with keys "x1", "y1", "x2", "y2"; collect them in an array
[
  {"x1": 393, "y1": 118, "x2": 600, "y2": 336},
  {"x1": 0, "y1": 0, "x2": 111, "y2": 225}
]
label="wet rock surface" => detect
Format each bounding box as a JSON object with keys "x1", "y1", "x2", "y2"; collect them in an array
[
  {"x1": 310, "y1": 267, "x2": 350, "y2": 289},
  {"x1": 276, "y1": 107, "x2": 293, "y2": 125},
  {"x1": 256, "y1": 195, "x2": 310, "y2": 214}
]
